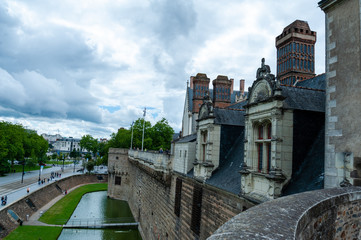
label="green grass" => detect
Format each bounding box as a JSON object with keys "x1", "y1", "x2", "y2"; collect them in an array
[
  {"x1": 39, "y1": 183, "x2": 108, "y2": 225},
  {"x1": 47, "y1": 160, "x2": 74, "y2": 165},
  {"x1": 4, "y1": 226, "x2": 63, "y2": 240},
  {"x1": 9, "y1": 165, "x2": 51, "y2": 173}
]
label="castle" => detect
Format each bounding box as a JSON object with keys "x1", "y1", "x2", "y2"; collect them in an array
[{"x1": 108, "y1": 0, "x2": 361, "y2": 239}]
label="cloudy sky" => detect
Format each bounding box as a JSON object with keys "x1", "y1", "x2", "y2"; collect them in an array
[{"x1": 0, "y1": 0, "x2": 325, "y2": 139}]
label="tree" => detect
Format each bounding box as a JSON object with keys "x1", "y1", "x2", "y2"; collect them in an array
[
  {"x1": 86, "y1": 160, "x2": 95, "y2": 173},
  {"x1": 150, "y1": 118, "x2": 174, "y2": 151},
  {"x1": 107, "y1": 117, "x2": 174, "y2": 152},
  {"x1": 80, "y1": 135, "x2": 98, "y2": 159},
  {"x1": 0, "y1": 121, "x2": 48, "y2": 174}
]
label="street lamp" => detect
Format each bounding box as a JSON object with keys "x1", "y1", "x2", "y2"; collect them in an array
[
  {"x1": 21, "y1": 160, "x2": 25, "y2": 184},
  {"x1": 62, "y1": 156, "x2": 65, "y2": 172},
  {"x1": 38, "y1": 163, "x2": 41, "y2": 182}
]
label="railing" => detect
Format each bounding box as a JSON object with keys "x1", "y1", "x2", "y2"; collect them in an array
[
  {"x1": 128, "y1": 149, "x2": 171, "y2": 171},
  {"x1": 64, "y1": 217, "x2": 138, "y2": 229}
]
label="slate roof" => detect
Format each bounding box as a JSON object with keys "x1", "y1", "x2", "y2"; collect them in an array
[
  {"x1": 213, "y1": 108, "x2": 245, "y2": 126},
  {"x1": 281, "y1": 86, "x2": 325, "y2": 112},
  {"x1": 282, "y1": 127, "x2": 324, "y2": 196},
  {"x1": 206, "y1": 129, "x2": 245, "y2": 195},
  {"x1": 226, "y1": 100, "x2": 248, "y2": 110},
  {"x1": 174, "y1": 133, "x2": 197, "y2": 143},
  {"x1": 172, "y1": 133, "x2": 180, "y2": 141},
  {"x1": 295, "y1": 74, "x2": 326, "y2": 90}
]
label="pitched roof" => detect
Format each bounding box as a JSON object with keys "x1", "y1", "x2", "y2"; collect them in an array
[
  {"x1": 281, "y1": 86, "x2": 325, "y2": 112},
  {"x1": 213, "y1": 108, "x2": 245, "y2": 126},
  {"x1": 174, "y1": 133, "x2": 197, "y2": 143},
  {"x1": 295, "y1": 74, "x2": 326, "y2": 90},
  {"x1": 206, "y1": 129, "x2": 245, "y2": 194},
  {"x1": 226, "y1": 100, "x2": 248, "y2": 110}
]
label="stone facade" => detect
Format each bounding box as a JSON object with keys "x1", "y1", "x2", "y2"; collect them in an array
[
  {"x1": 108, "y1": 148, "x2": 254, "y2": 240},
  {"x1": 194, "y1": 118, "x2": 221, "y2": 181},
  {"x1": 319, "y1": 0, "x2": 361, "y2": 188},
  {"x1": 172, "y1": 139, "x2": 196, "y2": 175}
]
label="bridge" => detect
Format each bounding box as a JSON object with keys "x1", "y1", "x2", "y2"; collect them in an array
[{"x1": 62, "y1": 217, "x2": 139, "y2": 229}]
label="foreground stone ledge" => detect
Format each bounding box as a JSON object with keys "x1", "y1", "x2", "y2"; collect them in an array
[{"x1": 208, "y1": 187, "x2": 361, "y2": 240}]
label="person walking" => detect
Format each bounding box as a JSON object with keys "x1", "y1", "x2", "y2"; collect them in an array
[{"x1": 27, "y1": 187, "x2": 30, "y2": 194}]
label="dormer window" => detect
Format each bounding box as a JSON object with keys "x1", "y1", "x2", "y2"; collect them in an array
[{"x1": 255, "y1": 121, "x2": 272, "y2": 173}]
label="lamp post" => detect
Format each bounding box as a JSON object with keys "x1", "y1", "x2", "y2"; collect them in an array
[
  {"x1": 130, "y1": 121, "x2": 134, "y2": 149},
  {"x1": 38, "y1": 163, "x2": 41, "y2": 182},
  {"x1": 21, "y1": 160, "x2": 25, "y2": 184},
  {"x1": 62, "y1": 156, "x2": 65, "y2": 172},
  {"x1": 141, "y1": 107, "x2": 146, "y2": 151}
]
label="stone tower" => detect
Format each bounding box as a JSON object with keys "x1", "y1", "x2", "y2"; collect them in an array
[
  {"x1": 319, "y1": 0, "x2": 361, "y2": 188},
  {"x1": 212, "y1": 75, "x2": 232, "y2": 108},
  {"x1": 275, "y1": 20, "x2": 316, "y2": 85},
  {"x1": 191, "y1": 73, "x2": 210, "y2": 113}
]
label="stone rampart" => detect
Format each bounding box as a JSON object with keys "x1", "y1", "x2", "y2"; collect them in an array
[
  {"x1": 108, "y1": 148, "x2": 254, "y2": 240},
  {"x1": 208, "y1": 187, "x2": 361, "y2": 240},
  {"x1": 0, "y1": 174, "x2": 107, "y2": 239}
]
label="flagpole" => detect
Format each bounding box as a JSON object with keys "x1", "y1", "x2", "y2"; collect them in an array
[{"x1": 141, "y1": 108, "x2": 146, "y2": 151}]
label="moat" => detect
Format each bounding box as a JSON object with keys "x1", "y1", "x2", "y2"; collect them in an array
[{"x1": 58, "y1": 191, "x2": 141, "y2": 240}]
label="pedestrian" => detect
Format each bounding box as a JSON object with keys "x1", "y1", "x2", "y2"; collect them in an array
[{"x1": 27, "y1": 187, "x2": 30, "y2": 194}]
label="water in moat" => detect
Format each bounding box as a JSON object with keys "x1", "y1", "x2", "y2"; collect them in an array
[{"x1": 58, "y1": 191, "x2": 141, "y2": 240}]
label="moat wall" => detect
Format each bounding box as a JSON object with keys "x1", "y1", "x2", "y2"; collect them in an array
[
  {"x1": 108, "y1": 148, "x2": 254, "y2": 240},
  {"x1": 0, "y1": 174, "x2": 107, "y2": 239}
]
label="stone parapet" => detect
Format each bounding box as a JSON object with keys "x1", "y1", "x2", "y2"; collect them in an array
[
  {"x1": 208, "y1": 187, "x2": 361, "y2": 240},
  {"x1": 128, "y1": 149, "x2": 171, "y2": 173}
]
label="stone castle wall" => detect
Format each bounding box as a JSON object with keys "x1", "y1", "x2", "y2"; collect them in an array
[
  {"x1": 108, "y1": 148, "x2": 254, "y2": 240},
  {"x1": 0, "y1": 174, "x2": 107, "y2": 239},
  {"x1": 209, "y1": 187, "x2": 361, "y2": 240}
]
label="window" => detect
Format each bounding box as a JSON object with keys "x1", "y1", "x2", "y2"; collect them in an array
[
  {"x1": 191, "y1": 184, "x2": 203, "y2": 235},
  {"x1": 174, "y1": 178, "x2": 182, "y2": 217},
  {"x1": 115, "y1": 176, "x2": 121, "y2": 185},
  {"x1": 201, "y1": 131, "x2": 208, "y2": 162},
  {"x1": 255, "y1": 122, "x2": 272, "y2": 173}
]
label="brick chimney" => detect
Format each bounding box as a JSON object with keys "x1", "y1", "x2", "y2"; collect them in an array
[
  {"x1": 212, "y1": 75, "x2": 232, "y2": 108},
  {"x1": 192, "y1": 73, "x2": 210, "y2": 113},
  {"x1": 240, "y1": 79, "x2": 245, "y2": 95},
  {"x1": 230, "y1": 78, "x2": 234, "y2": 94}
]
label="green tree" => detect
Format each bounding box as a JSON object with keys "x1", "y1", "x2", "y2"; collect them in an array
[
  {"x1": 150, "y1": 118, "x2": 174, "y2": 151},
  {"x1": 0, "y1": 121, "x2": 48, "y2": 174},
  {"x1": 86, "y1": 160, "x2": 95, "y2": 173},
  {"x1": 80, "y1": 135, "x2": 98, "y2": 159}
]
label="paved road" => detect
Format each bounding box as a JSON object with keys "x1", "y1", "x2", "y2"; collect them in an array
[{"x1": 0, "y1": 164, "x2": 84, "y2": 209}]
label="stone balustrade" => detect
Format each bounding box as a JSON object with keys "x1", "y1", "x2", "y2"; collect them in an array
[
  {"x1": 128, "y1": 149, "x2": 171, "y2": 172},
  {"x1": 208, "y1": 187, "x2": 361, "y2": 240}
]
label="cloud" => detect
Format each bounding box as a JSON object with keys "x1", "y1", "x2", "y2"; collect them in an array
[{"x1": 0, "y1": 0, "x2": 325, "y2": 139}]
